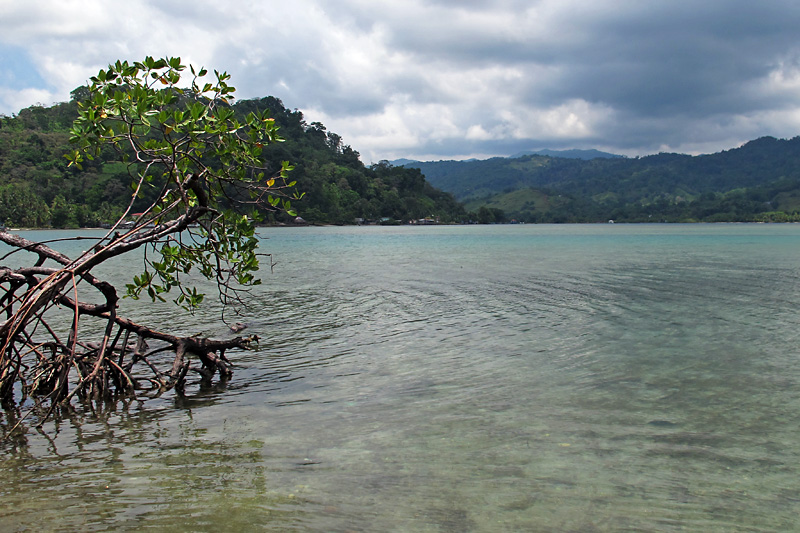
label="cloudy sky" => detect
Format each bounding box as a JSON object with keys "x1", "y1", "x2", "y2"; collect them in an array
[{"x1": 2, "y1": 0, "x2": 800, "y2": 163}]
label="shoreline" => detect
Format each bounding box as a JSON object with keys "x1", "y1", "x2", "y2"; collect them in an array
[{"x1": 4, "y1": 220, "x2": 800, "y2": 232}]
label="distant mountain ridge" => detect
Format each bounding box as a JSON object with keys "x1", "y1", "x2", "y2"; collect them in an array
[
  {"x1": 390, "y1": 148, "x2": 622, "y2": 167},
  {"x1": 401, "y1": 136, "x2": 800, "y2": 222},
  {"x1": 509, "y1": 148, "x2": 624, "y2": 159}
]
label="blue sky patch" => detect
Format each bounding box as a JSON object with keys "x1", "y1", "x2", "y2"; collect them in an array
[{"x1": 0, "y1": 44, "x2": 47, "y2": 89}]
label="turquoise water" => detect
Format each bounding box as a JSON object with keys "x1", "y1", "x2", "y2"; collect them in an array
[{"x1": 2, "y1": 224, "x2": 800, "y2": 531}]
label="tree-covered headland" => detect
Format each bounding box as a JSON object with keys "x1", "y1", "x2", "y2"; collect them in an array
[{"x1": 0, "y1": 88, "x2": 465, "y2": 228}]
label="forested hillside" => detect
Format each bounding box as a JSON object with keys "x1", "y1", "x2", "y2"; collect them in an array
[
  {"x1": 0, "y1": 93, "x2": 465, "y2": 227},
  {"x1": 5, "y1": 90, "x2": 800, "y2": 226},
  {"x1": 407, "y1": 137, "x2": 800, "y2": 222}
]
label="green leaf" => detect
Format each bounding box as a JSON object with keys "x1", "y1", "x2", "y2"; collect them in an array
[{"x1": 65, "y1": 55, "x2": 304, "y2": 315}]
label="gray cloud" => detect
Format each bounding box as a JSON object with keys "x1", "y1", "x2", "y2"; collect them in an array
[{"x1": 2, "y1": 0, "x2": 800, "y2": 162}]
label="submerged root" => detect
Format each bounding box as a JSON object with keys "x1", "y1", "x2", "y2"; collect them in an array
[{"x1": 1, "y1": 317, "x2": 259, "y2": 430}]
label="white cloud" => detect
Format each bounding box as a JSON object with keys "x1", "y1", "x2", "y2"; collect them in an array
[
  {"x1": 0, "y1": 87, "x2": 58, "y2": 115},
  {"x1": 465, "y1": 125, "x2": 494, "y2": 141},
  {"x1": 497, "y1": 99, "x2": 615, "y2": 140}
]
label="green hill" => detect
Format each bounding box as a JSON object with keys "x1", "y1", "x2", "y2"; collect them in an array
[
  {"x1": 0, "y1": 94, "x2": 465, "y2": 228},
  {"x1": 406, "y1": 137, "x2": 800, "y2": 222}
]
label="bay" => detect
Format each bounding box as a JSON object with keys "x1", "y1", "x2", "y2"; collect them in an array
[{"x1": 2, "y1": 224, "x2": 800, "y2": 531}]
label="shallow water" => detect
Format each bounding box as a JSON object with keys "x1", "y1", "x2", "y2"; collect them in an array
[{"x1": 2, "y1": 224, "x2": 800, "y2": 531}]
